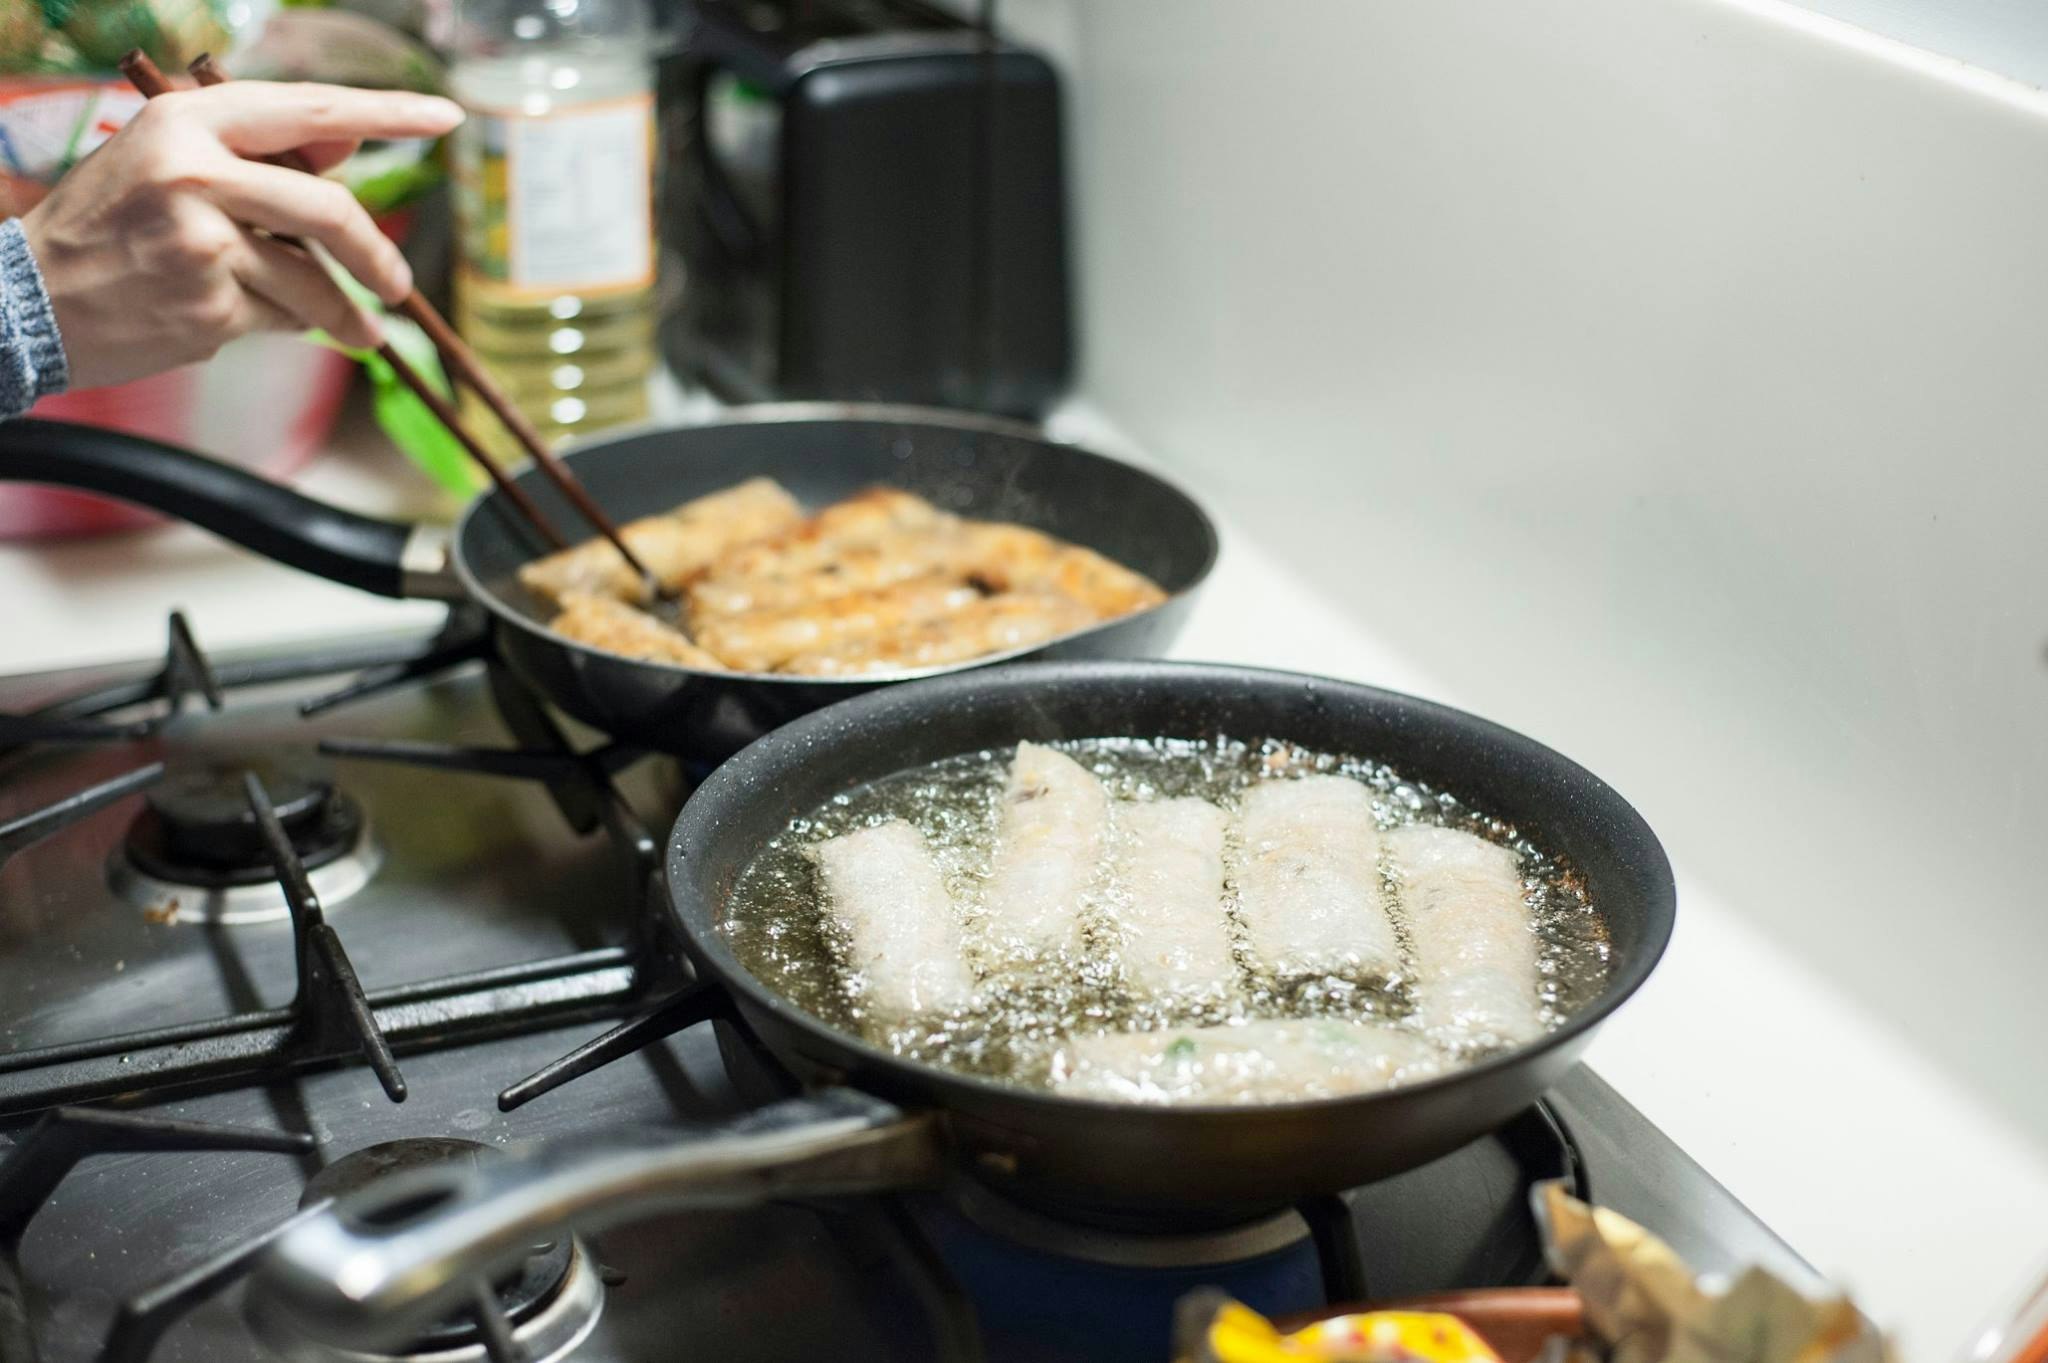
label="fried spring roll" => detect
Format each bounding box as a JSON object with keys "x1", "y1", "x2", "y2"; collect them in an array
[
  {"x1": 958, "y1": 523, "x2": 1167, "y2": 620},
  {"x1": 980, "y1": 741, "x2": 1109, "y2": 960},
  {"x1": 1111, "y1": 797, "x2": 1237, "y2": 999},
  {"x1": 516, "y1": 477, "x2": 803, "y2": 605},
  {"x1": 548, "y1": 593, "x2": 728, "y2": 670},
  {"x1": 688, "y1": 489, "x2": 963, "y2": 617},
  {"x1": 1385, "y1": 825, "x2": 1542, "y2": 1047},
  {"x1": 1235, "y1": 776, "x2": 1400, "y2": 979},
  {"x1": 812, "y1": 821, "x2": 977, "y2": 1015},
  {"x1": 1050, "y1": 1019, "x2": 1442, "y2": 1105},
  {"x1": 691, "y1": 574, "x2": 981, "y2": 673},
  {"x1": 776, "y1": 591, "x2": 1093, "y2": 677}
]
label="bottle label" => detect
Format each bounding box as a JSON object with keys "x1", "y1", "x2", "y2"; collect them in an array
[{"x1": 455, "y1": 92, "x2": 655, "y2": 298}]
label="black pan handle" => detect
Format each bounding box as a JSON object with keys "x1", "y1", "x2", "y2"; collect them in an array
[
  {"x1": 250, "y1": 1089, "x2": 942, "y2": 1352},
  {"x1": 0, "y1": 419, "x2": 459, "y2": 600}
]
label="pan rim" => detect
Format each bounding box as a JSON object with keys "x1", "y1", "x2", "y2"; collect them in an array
[
  {"x1": 448, "y1": 403, "x2": 1223, "y2": 685},
  {"x1": 664, "y1": 659, "x2": 1678, "y2": 1123}
]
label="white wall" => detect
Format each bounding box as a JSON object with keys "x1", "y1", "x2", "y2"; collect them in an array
[
  {"x1": 1006, "y1": 0, "x2": 2048, "y2": 1339},
  {"x1": 1798, "y1": 0, "x2": 2048, "y2": 90}
]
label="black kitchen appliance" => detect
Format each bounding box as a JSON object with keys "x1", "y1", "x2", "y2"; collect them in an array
[{"x1": 662, "y1": 0, "x2": 1073, "y2": 418}]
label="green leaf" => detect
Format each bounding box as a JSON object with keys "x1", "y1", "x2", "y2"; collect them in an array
[
  {"x1": 364, "y1": 349, "x2": 484, "y2": 497},
  {"x1": 307, "y1": 291, "x2": 488, "y2": 498},
  {"x1": 349, "y1": 158, "x2": 445, "y2": 215}
]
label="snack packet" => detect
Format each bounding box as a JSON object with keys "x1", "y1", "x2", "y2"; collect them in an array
[
  {"x1": 1532, "y1": 1182, "x2": 1894, "y2": 1363},
  {"x1": 1177, "y1": 1290, "x2": 1507, "y2": 1363},
  {"x1": 1176, "y1": 1187, "x2": 1896, "y2": 1363}
]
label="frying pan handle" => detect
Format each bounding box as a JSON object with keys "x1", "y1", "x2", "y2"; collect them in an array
[
  {"x1": 0, "y1": 419, "x2": 461, "y2": 600},
  {"x1": 250, "y1": 1089, "x2": 941, "y2": 1352}
]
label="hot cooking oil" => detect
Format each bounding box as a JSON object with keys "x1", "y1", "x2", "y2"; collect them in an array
[{"x1": 721, "y1": 736, "x2": 1611, "y2": 1096}]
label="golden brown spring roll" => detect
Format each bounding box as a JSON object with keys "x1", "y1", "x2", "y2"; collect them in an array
[
  {"x1": 691, "y1": 574, "x2": 981, "y2": 672},
  {"x1": 549, "y1": 593, "x2": 728, "y2": 670},
  {"x1": 779, "y1": 591, "x2": 1094, "y2": 676},
  {"x1": 957, "y1": 523, "x2": 1166, "y2": 620},
  {"x1": 517, "y1": 477, "x2": 804, "y2": 605},
  {"x1": 687, "y1": 488, "x2": 965, "y2": 618}
]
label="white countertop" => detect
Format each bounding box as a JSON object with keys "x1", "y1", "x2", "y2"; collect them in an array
[{"x1": 4, "y1": 390, "x2": 2044, "y2": 1357}]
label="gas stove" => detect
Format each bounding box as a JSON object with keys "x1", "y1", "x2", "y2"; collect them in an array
[{"x1": 0, "y1": 613, "x2": 1814, "y2": 1363}]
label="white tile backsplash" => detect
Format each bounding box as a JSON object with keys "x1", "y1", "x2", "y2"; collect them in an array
[{"x1": 1024, "y1": 0, "x2": 2048, "y2": 1341}]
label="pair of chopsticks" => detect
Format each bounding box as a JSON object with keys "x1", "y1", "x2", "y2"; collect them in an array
[{"x1": 117, "y1": 50, "x2": 663, "y2": 593}]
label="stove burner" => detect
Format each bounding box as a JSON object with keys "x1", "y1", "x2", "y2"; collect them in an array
[
  {"x1": 296, "y1": 1139, "x2": 597, "y2": 1362},
  {"x1": 299, "y1": 1137, "x2": 494, "y2": 1206},
  {"x1": 110, "y1": 755, "x2": 381, "y2": 924},
  {"x1": 943, "y1": 1176, "x2": 1310, "y2": 1269},
  {"x1": 133, "y1": 756, "x2": 358, "y2": 881}
]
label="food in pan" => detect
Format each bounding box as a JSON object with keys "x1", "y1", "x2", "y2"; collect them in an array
[
  {"x1": 1049, "y1": 1019, "x2": 1444, "y2": 1104},
  {"x1": 776, "y1": 591, "x2": 1097, "y2": 677},
  {"x1": 548, "y1": 593, "x2": 728, "y2": 670},
  {"x1": 690, "y1": 575, "x2": 981, "y2": 674},
  {"x1": 1236, "y1": 775, "x2": 1401, "y2": 981},
  {"x1": 685, "y1": 487, "x2": 961, "y2": 618},
  {"x1": 956, "y1": 522, "x2": 1168, "y2": 619},
  {"x1": 811, "y1": 821, "x2": 978, "y2": 1016},
  {"x1": 518, "y1": 477, "x2": 803, "y2": 604},
  {"x1": 521, "y1": 480, "x2": 1167, "y2": 676},
  {"x1": 1109, "y1": 796, "x2": 1236, "y2": 1000},
  {"x1": 981, "y1": 740, "x2": 1110, "y2": 960},
  {"x1": 1386, "y1": 825, "x2": 1544, "y2": 1047},
  {"x1": 724, "y1": 736, "x2": 1610, "y2": 1106}
]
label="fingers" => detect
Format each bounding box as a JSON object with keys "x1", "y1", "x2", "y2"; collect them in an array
[
  {"x1": 171, "y1": 82, "x2": 463, "y2": 158},
  {"x1": 293, "y1": 139, "x2": 362, "y2": 175},
  {"x1": 233, "y1": 230, "x2": 383, "y2": 350},
  {"x1": 200, "y1": 156, "x2": 413, "y2": 303},
  {"x1": 234, "y1": 288, "x2": 303, "y2": 340}
]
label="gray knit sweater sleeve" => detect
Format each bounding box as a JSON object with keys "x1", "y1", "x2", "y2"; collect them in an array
[{"x1": 0, "y1": 218, "x2": 69, "y2": 418}]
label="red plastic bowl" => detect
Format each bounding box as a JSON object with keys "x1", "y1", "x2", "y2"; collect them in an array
[{"x1": 0, "y1": 341, "x2": 356, "y2": 540}]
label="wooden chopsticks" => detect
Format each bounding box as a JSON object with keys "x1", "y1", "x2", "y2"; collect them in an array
[
  {"x1": 116, "y1": 51, "x2": 566, "y2": 550},
  {"x1": 119, "y1": 50, "x2": 665, "y2": 591},
  {"x1": 182, "y1": 54, "x2": 659, "y2": 582}
]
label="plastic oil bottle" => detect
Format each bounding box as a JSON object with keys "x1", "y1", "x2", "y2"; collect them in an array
[{"x1": 448, "y1": 0, "x2": 658, "y2": 451}]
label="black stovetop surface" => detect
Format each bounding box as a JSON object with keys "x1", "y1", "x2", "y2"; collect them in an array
[{"x1": 0, "y1": 621, "x2": 1814, "y2": 1363}]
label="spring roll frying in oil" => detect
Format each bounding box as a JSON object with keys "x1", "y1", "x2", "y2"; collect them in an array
[
  {"x1": 980, "y1": 741, "x2": 1110, "y2": 961},
  {"x1": 1235, "y1": 775, "x2": 1401, "y2": 980},
  {"x1": 1110, "y1": 797, "x2": 1237, "y2": 999},
  {"x1": 1050, "y1": 1019, "x2": 1443, "y2": 1105},
  {"x1": 1385, "y1": 824, "x2": 1543, "y2": 1047},
  {"x1": 811, "y1": 820, "x2": 977, "y2": 1017}
]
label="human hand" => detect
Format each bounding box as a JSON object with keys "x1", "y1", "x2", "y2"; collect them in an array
[{"x1": 20, "y1": 81, "x2": 463, "y2": 390}]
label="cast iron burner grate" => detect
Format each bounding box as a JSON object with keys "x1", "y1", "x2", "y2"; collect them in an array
[
  {"x1": 96, "y1": 1041, "x2": 1582, "y2": 1363},
  {"x1": 0, "y1": 1108, "x2": 311, "y2": 1363},
  {"x1": 0, "y1": 613, "x2": 220, "y2": 751},
  {"x1": 124, "y1": 755, "x2": 364, "y2": 887},
  {"x1": 0, "y1": 614, "x2": 1610, "y2": 1363},
  {"x1": 91, "y1": 1136, "x2": 608, "y2": 1363},
  {"x1": 0, "y1": 610, "x2": 680, "y2": 1117}
]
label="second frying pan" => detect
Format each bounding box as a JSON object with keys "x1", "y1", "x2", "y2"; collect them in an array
[
  {"x1": 249, "y1": 662, "x2": 1675, "y2": 1352},
  {"x1": 0, "y1": 405, "x2": 1218, "y2": 757}
]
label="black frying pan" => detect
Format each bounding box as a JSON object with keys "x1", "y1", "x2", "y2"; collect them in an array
[
  {"x1": 250, "y1": 661, "x2": 1675, "y2": 1352},
  {"x1": 0, "y1": 406, "x2": 1217, "y2": 757}
]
